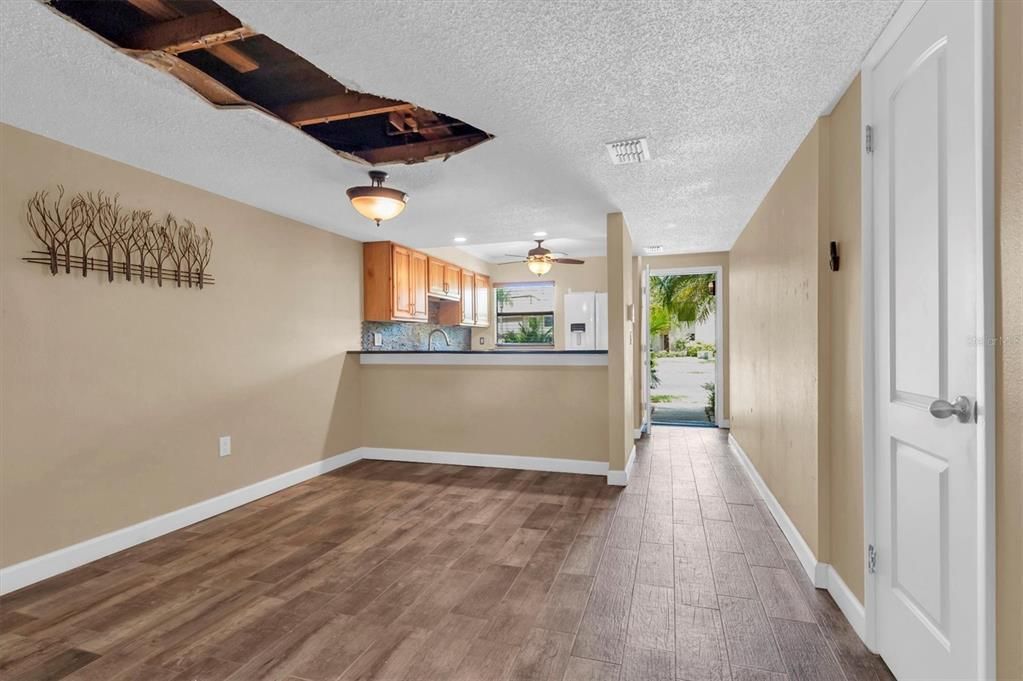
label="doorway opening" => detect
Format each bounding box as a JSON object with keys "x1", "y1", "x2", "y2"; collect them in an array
[{"x1": 646, "y1": 268, "x2": 722, "y2": 427}]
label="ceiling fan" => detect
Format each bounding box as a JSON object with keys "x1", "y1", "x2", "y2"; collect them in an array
[{"x1": 503, "y1": 240, "x2": 585, "y2": 277}]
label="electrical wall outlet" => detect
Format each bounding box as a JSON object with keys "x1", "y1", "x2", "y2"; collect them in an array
[
  {"x1": 219, "y1": 436, "x2": 231, "y2": 457},
  {"x1": 373, "y1": 332, "x2": 383, "y2": 347}
]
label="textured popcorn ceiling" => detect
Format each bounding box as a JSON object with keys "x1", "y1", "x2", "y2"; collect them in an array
[{"x1": 0, "y1": 0, "x2": 899, "y2": 257}]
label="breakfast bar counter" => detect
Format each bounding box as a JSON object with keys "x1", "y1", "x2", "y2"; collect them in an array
[{"x1": 354, "y1": 350, "x2": 608, "y2": 366}]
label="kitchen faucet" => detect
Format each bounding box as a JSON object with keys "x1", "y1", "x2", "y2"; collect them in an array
[{"x1": 428, "y1": 328, "x2": 451, "y2": 351}]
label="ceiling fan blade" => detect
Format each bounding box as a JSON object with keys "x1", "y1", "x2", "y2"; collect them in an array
[
  {"x1": 503, "y1": 254, "x2": 528, "y2": 258},
  {"x1": 553, "y1": 258, "x2": 585, "y2": 264},
  {"x1": 496, "y1": 260, "x2": 527, "y2": 265}
]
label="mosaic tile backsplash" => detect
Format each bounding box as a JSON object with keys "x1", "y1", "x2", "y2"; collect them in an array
[{"x1": 361, "y1": 302, "x2": 471, "y2": 351}]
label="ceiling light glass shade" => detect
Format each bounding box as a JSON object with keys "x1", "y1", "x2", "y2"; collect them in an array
[
  {"x1": 347, "y1": 171, "x2": 407, "y2": 225},
  {"x1": 527, "y1": 257, "x2": 553, "y2": 276}
]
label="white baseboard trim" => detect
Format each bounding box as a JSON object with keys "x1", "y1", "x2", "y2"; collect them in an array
[
  {"x1": 1, "y1": 444, "x2": 619, "y2": 596},
  {"x1": 727, "y1": 433, "x2": 867, "y2": 644},
  {"x1": 727, "y1": 433, "x2": 822, "y2": 586},
  {"x1": 360, "y1": 447, "x2": 608, "y2": 477},
  {"x1": 0, "y1": 448, "x2": 363, "y2": 596},
  {"x1": 826, "y1": 564, "x2": 867, "y2": 641},
  {"x1": 608, "y1": 444, "x2": 637, "y2": 486},
  {"x1": 633, "y1": 428, "x2": 643, "y2": 439},
  {"x1": 718, "y1": 419, "x2": 731, "y2": 428}
]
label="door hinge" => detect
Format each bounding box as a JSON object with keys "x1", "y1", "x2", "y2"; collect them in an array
[
  {"x1": 865, "y1": 125, "x2": 874, "y2": 154},
  {"x1": 868, "y1": 544, "x2": 878, "y2": 574}
]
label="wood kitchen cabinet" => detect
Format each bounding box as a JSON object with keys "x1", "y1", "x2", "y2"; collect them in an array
[
  {"x1": 363, "y1": 241, "x2": 428, "y2": 322},
  {"x1": 427, "y1": 257, "x2": 461, "y2": 301},
  {"x1": 366, "y1": 240, "x2": 489, "y2": 327},
  {"x1": 459, "y1": 269, "x2": 476, "y2": 325},
  {"x1": 439, "y1": 270, "x2": 490, "y2": 328},
  {"x1": 474, "y1": 274, "x2": 490, "y2": 327}
]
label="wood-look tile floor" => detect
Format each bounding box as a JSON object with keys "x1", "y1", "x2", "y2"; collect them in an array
[{"x1": 0, "y1": 427, "x2": 895, "y2": 681}]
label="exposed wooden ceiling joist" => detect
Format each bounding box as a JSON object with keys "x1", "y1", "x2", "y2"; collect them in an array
[
  {"x1": 206, "y1": 43, "x2": 259, "y2": 72},
  {"x1": 358, "y1": 133, "x2": 491, "y2": 165},
  {"x1": 134, "y1": 50, "x2": 247, "y2": 107},
  {"x1": 124, "y1": 0, "x2": 258, "y2": 72},
  {"x1": 124, "y1": 0, "x2": 178, "y2": 21},
  {"x1": 275, "y1": 93, "x2": 414, "y2": 127},
  {"x1": 123, "y1": 8, "x2": 255, "y2": 55},
  {"x1": 48, "y1": 0, "x2": 494, "y2": 167}
]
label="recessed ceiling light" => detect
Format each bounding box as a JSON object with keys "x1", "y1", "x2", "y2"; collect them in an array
[
  {"x1": 453, "y1": 236, "x2": 467, "y2": 243},
  {"x1": 644, "y1": 245, "x2": 664, "y2": 254},
  {"x1": 533, "y1": 231, "x2": 548, "y2": 237}
]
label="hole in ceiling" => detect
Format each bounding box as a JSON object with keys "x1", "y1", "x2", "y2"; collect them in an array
[{"x1": 46, "y1": 0, "x2": 494, "y2": 166}]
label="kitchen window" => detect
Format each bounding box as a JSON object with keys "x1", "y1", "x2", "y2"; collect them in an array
[{"x1": 495, "y1": 281, "x2": 555, "y2": 346}]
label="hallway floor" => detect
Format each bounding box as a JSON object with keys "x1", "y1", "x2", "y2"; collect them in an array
[{"x1": 0, "y1": 427, "x2": 892, "y2": 680}]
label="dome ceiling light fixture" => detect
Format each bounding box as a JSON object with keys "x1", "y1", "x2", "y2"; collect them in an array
[{"x1": 347, "y1": 171, "x2": 408, "y2": 226}]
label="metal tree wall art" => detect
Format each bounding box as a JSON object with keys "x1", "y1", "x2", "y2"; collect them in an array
[{"x1": 23, "y1": 186, "x2": 215, "y2": 289}]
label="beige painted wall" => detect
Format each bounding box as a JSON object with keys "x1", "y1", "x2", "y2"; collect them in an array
[
  {"x1": 729, "y1": 17, "x2": 1023, "y2": 673},
  {"x1": 823, "y1": 77, "x2": 866, "y2": 601},
  {"x1": 359, "y1": 365, "x2": 608, "y2": 461},
  {"x1": 995, "y1": 0, "x2": 1022, "y2": 676},
  {"x1": 729, "y1": 123, "x2": 825, "y2": 556},
  {"x1": 484, "y1": 258, "x2": 608, "y2": 351},
  {"x1": 0, "y1": 124, "x2": 364, "y2": 567},
  {"x1": 607, "y1": 213, "x2": 635, "y2": 471},
  {"x1": 645, "y1": 251, "x2": 731, "y2": 421}
]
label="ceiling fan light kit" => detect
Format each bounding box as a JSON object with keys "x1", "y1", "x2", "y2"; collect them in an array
[
  {"x1": 506, "y1": 239, "x2": 585, "y2": 276},
  {"x1": 347, "y1": 171, "x2": 408, "y2": 226},
  {"x1": 527, "y1": 257, "x2": 553, "y2": 276}
]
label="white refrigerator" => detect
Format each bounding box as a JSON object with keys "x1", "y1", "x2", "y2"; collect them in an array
[{"x1": 564, "y1": 291, "x2": 608, "y2": 350}]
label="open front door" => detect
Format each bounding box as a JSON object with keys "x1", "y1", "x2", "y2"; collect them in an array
[{"x1": 641, "y1": 264, "x2": 651, "y2": 432}]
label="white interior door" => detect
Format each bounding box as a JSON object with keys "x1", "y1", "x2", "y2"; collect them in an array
[{"x1": 870, "y1": 1, "x2": 989, "y2": 679}]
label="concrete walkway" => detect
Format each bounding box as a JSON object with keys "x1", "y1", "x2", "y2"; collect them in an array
[{"x1": 651, "y1": 355, "x2": 716, "y2": 424}]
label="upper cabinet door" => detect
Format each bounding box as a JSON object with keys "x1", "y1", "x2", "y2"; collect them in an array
[
  {"x1": 444, "y1": 264, "x2": 462, "y2": 300},
  {"x1": 410, "y1": 250, "x2": 429, "y2": 321},
  {"x1": 427, "y1": 258, "x2": 461, "y2": 301},
  {"x1": 391, "y1": 244, "x2": 415, "y2": 320},
  {"x1": 474, "y1": 274, "x2": 490, "y2": 327},
  {"x1": 460, "y1": 270, "x2": 476, "y2": 325},
  {"x1": 427, "y1": 258, "x2": 447, "y2": 298}
]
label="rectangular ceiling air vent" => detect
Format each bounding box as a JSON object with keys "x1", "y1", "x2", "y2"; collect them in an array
[
  {"x1": 643, "y1": 245, "x2": 664, "y2": 254},
  {"x1": 606, "y1": 137, "x2": 651, "y2": 165}
]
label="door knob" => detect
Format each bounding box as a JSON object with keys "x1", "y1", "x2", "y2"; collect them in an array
[{"x1": 929, "y1": 396, "x2": 973, "y2": 423}]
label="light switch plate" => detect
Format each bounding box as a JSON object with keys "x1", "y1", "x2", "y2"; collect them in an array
[{"x1": 219, "y1": 436, "x2": 231, "y2": 457}]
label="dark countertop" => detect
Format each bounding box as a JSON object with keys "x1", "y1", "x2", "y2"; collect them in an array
[{"x1": 351, "y1": 350, "x2": 609, "y2": 355}]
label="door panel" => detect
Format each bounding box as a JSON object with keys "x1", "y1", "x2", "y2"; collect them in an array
[
  {"x1": 892, "y1": 439, "x2": 948, "y2": 637},
  {"x1": 411, "y1": 251, "x2": 428, "y2": 320},
  {"x1": 891, "y1": 43, "x2": 946, "y2": 405},
  {"x1": 427, "y1": 258, "x2": 447, "y2": 297},
  {"x1": 460, "y1": 270, "x2": 475, "y2": 325},
  {"x1": 871, "y1": 2, "x2": 982, "y2": 678},
  {"x1": 444, "y1": 265, "x2": 462, "y2": 300},
  {"x1": 392, "y1": 244, "x2": 413, "y2": 319},
  {"x1": 474, "y1": 274, "x2": 490, "y2": 327}
]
